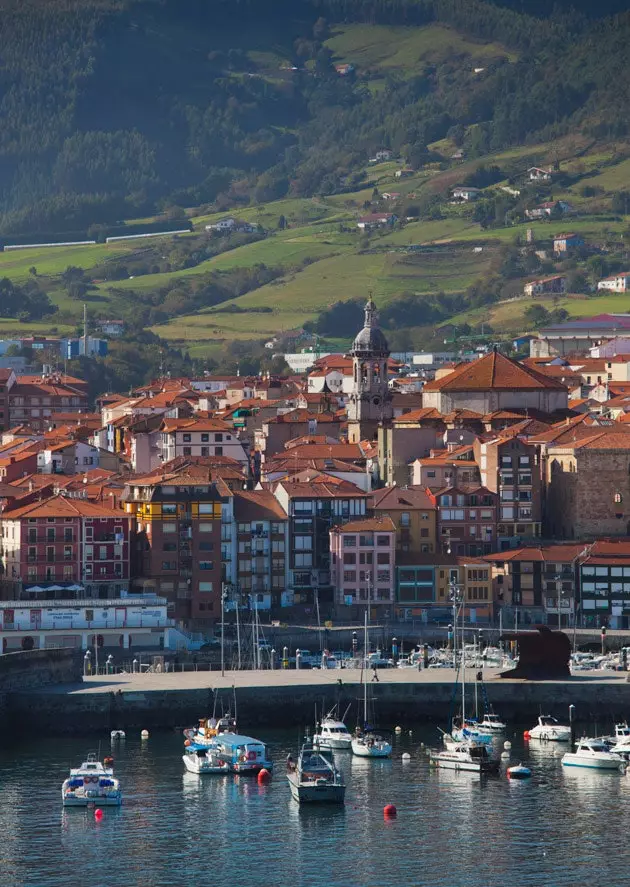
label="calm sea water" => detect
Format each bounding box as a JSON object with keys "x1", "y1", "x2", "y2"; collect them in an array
[{"x1": 1, "y1": 725, "x2": 629, "y2": 887}]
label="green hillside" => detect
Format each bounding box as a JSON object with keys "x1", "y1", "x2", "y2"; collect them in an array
[{"x1": 2, "y1": 0, "x2": 630, "y2": 377}]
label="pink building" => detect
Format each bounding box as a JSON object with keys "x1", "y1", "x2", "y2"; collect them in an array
[
  {"x1": 330, "y1": 517, "x2": 396, "y2": 619},
  {"x1": 0, "y1": 495, "x2": 131, "y2": 599}
]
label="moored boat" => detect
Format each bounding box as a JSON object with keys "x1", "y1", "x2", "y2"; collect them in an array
[
  {"x1": 182, "y1": 745, "x2": 230, "y2": 775},
  {"x1": 313, "y1": 710, "x2": 353, "y2": 750},
  {"x1": 562, "y1": 738, "x2": 627, "y2": 771},
  {"x1": 183, "y1": 714, "x2": 237, "y2": 747},
  {"x1": 430, "y1": 740, "x2": 499, "y2": 774},
  {"x1": 351, "y1": 728, "x2": 392, "y2": 758},
  {"x1": 527, "y1": 716, "x2": 571, "y2": 742},
  {"x1": 212, "y1": 732, "x2": 273, "y2": 774},
  {"x1": 479, "y1": 712, "x2": 506, "y2": 733},
  {"x1": 62, "y1": 753, "x2": 122, "y2": 807},
  {"x1": 287, "y1": 740, "x2": 345, "y2": 804}
]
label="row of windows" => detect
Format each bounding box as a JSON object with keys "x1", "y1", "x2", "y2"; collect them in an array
[
  {"x1": 342, "y1": 552, "x2": 390, "y2": 565},
  {"x1": 343, "y1": 570, "x2": 391, "y2": 583},
  {"x1": 342, "y1": 534, "x2": 391, "y2": 547}
]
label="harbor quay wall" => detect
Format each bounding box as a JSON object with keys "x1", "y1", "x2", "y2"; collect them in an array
[
  {"x1": 0, "y1": 649, "x2": 83, "y2": 693},
  {"x1": 7, "y1": 673, "x2": 630, "y2": 735}
]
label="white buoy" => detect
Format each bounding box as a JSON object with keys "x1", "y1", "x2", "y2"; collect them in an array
[
  {"x1": 501, "y1": 751, "x2": 511, "y2": 760},
  {"x1": 408, "y1": 730, "x2": 413, "y2": 736},
  {"x1": 402, "y1": 752, "x2": 411, "y2": 761},
  {"x1": 504, "y1": 740, "x2": 512, "y2": 750},
  {"x1": 141, "y1": 729, "x2": 150, "y2": 739},
  {"x1": 395, "y1": 726, "x2": 402, "y2": 734}
]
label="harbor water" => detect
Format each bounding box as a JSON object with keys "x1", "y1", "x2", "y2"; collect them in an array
[{"x1": 1, "y1": 726, "x2": 629, "y2": 887}]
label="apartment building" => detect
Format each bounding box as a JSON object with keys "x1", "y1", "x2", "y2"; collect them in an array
[
  {"x1": 9, "y1": 375, "x2": 89, "y2": 429},
  {"x1": 428, "y1": 485, "x2": 498, "y2": 556},
  {"x1": 371, "y1": 485, "x2": 437, "y2": 555},
  {"x1": 475, "y1": 434, "x2": 542, "y2": 547},
  {"x1": 273, "y1": 480, "x2": 367, "y2": 613},
  {"x1": 330, "y1": 517, "x2": 395, "y2": 619},
  {"x1": 159, "y1": 417, "x2": 248, "y2": 466},
  {"x1": 232, "y1": 490, "x2": 290, "y2": 611},
  {"x1": 0, "y1": 496, "x2": 131, "y2": 599},
  {"x1": 123, "y1": 464, "x2": 225, "y2": 628}
]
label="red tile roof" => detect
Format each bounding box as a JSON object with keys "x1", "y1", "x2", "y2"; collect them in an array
[
  {"x1": 422, "y1": 351, "x2": 567, "y2": 392},
  {"x1": 331, "y1": 516, "x2": 396, "y2": 533},
  {"x1": 3, "y1": 494, "x2": 124, "y2": 519}
]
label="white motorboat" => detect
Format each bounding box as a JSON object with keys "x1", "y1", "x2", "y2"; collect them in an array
[
  {"x1": 527, "y1": 716, "x2": 571, "y2": 742},
  {"x1": 602, "y1": 722, "x2": 630, "y2": 747},
  {"x1": 287, "y1": 740, "x2": 345, "y2": 804},
  {"x1": 182, "y1": 744, "x2": 230, "y2": 774},
  {"x1": 313, "y1": 711, "x2": 353, "y2": 750},
  {"x1": 507, "y1": 763, "x2": 532, "y2": 780},
  {"x1": 351, "y1": 729, "x2": 392, "y2": 758},
  {"x1": 562, "y1": 738, "x2": 627, "y2": 771},
  {"x1": 62, "y1": 753, "x2": 122, "y2": 807},
  {"x1": 430, "y1": 740, "x2": 499, "y2": 774},
  {"x1": 479, "y1": 712, "x2": 506, "y2": 732}
]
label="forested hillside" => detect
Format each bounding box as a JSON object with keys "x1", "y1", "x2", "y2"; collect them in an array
[{"x1": 1, "y1": 0, "x2": 630, "y2": 236}]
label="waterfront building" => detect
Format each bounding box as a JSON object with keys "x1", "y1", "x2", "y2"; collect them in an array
[
  {"x1": 122, "y1": 462, "x2": 225, "y2": 629},
  {"x1": 483, "y1": 543, "x2": 584, "y2": 627},
  {"x1": 329, "y1": 516, "x2": 395, "y2": 619},
  {"x1": 395, "y1": 553, "x2": 493, "y2": 623},
  {"x1": 578, "y1": 540, "x2": 630, "y2": 629},
  {"x1": 231, "y1": 490, "x2": 290, "y2": 611},
  {"x1": 0, "y1": 495, "x2": 131, "y2": 600},
  {"x1": 0, "y1": 596, "x2": 176, "y2": 653},
  {"x1": 273, "y1": 480, "x2": 367, "y2": 613}
]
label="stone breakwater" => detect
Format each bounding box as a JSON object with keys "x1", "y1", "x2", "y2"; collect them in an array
[{"x1": 5, "y1": 668, "x2": 630, "y2": 736}]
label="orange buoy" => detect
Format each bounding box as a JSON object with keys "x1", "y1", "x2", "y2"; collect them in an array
[
  {"x1": 103, "y1": 756, "x2": 114, "y2": 766},
  {"x1": 523, "y1": 730, "x2": 531, "y2": 741},
  {"x1": 257, "y1": 768, "x2": 271, "y2": 784},
  {"x1": 184, "y1": 739, "x2": 191, "y2": 747},
  {"x1": 94, "y1": 808, "x2": 104, "y2": 821},
  {"x1": 383, "y1": 804, "x2": 397, "y2": 817}
]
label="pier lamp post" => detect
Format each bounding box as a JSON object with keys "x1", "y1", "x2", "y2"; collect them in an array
[
  {"x1": 220, "y1": 583, "x2": 230, "y2": 678},
  {"x1": 448, "y1": 580, "x2": 464, "y2": 663},
  {"x1": 83, "y1": 649, "x2": 91, "y2": 676}
]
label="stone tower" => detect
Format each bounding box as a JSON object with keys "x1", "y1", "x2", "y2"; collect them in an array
[{"x1": 347, "y1": 298, "x2": 393, "y2": 443}]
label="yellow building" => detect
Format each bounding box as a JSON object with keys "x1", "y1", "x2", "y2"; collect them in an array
[{"x1": 371, "y1": 485, "x2": 437, "y2": 555}]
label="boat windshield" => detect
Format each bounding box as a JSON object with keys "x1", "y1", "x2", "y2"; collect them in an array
[
  {"x1": 469, "y1": 746, "x2": 489, "y2": 759},
  {"x1": 540, "y1": 717, "x2": 559, "y2": 726}
]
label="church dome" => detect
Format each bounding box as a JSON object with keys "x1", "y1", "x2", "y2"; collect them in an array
[{"x1": 351, "y1": 298, "x2": 390, "y2": 355}]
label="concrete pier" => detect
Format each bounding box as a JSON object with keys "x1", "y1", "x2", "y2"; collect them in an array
[{"x1": 6, "y1": 667, "x2": 630, "y2": 736}]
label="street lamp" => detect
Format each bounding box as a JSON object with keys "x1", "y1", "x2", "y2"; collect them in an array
[{"x1": 448, "y1": 580, "x2": 464, "y2": 662}]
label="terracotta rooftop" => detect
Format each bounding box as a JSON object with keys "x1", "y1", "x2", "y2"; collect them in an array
[
  {"x1": 276, "y1": 480, "x2": 366, "y2": 498},
  {"x1": 233, "y1": 490, "x2": 287, "y2": 522},
  {"x1": 161, "y1": 417, "x2": 232, "y2": 433},
  {"x1": 371, "y1": 486, "x2": 435, "y2": 511},
  {"x1": 483, "y1": 544, "x2": 586, "y2": 563},
  {"x1": 331, "y1": 516, "x2": 396, "y2": 533},
  {"x1": 3, "y1": 494, "x2": 125, "y2": 519},
  {"x1": 422, "y1": 351, "x2": 567, "y2": 393}
]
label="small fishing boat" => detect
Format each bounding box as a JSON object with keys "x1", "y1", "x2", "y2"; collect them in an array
[
  {"x1": 182, "y1": 744, "x2": 230, "y2": 775},
  {"x1": 431, "y1": 740, "x2": 499, "y2": 774},
  {"x1": 212, "y1": 732, "x2": 273, "y2": 774},
  {"x1": 479, "y1": 712, "x2": 507, "y2": 733},
  {"x1": 62, "y1": 753, "x2": 122, "y2": 807},
  {"x1": 287, "y1": 740, "x2": 345, "y2": 804},
  {"x1": 313, "y1": 708, "x2": 353, "y2": 750},
  {"x1": 562, "y1": 738, "x2": 627, "y2": 772},
  {"x1": 526, "y1": 716, "x2": 571, "y2": 742},
  {"x1": 183, "y1": 714, "x2": 237, "y2": 747},
  {"x1": 507, "y1": 763, "x2": 532, "y2": 780}
]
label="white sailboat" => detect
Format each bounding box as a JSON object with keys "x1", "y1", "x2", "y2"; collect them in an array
[{"x1": 351, "y1": 612, "x2": 392, "y2": 759}]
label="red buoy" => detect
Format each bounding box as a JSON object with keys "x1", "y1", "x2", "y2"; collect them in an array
[
  {"x1": 523, "y1": 730, "x2": 531, "y2": 741},
  {"x1": 383, "y1": 804, "x2": 397, "y2": 817},
  {"x1": 257, "y1": 768, "x2": 271, "y2": 784},
  {"x1": 94, "y1": 808, "x2": 104, "y2": 821}
]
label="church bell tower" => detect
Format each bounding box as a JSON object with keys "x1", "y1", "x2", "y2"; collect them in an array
[{"x1": 347, "y1": 298, "x2": 393, "y2": 443}]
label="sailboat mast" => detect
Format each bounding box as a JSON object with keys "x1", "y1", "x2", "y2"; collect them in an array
[
  {"x1": 461, "y1": 604, "x2": 465, "y2": 721},
  {"x1": 364, "y1": 609, "x2": 368, "y2": 727}
]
